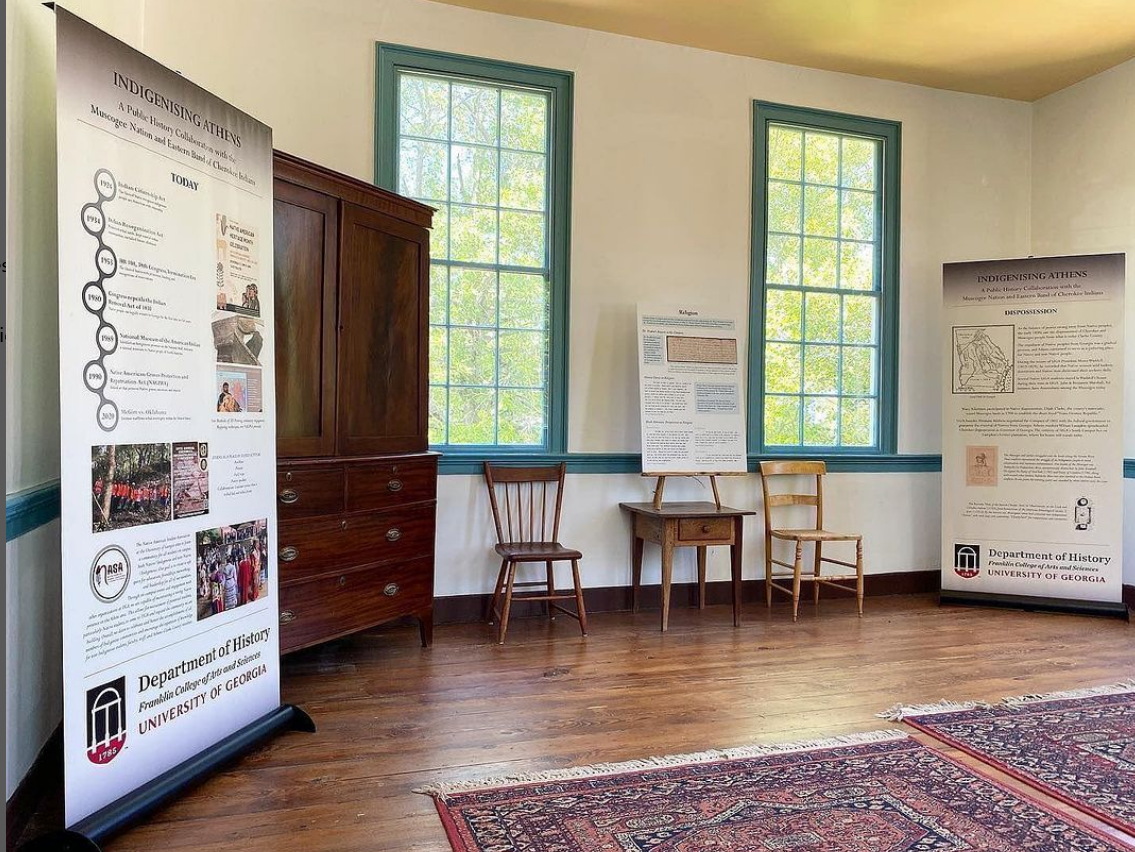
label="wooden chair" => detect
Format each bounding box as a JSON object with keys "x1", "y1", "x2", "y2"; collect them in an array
[
  {"x1": 759, "y1": 460, "x2": 863, "y2": 621},
  {"x1": 483, "y1": 462, "x2": 587, "y2": 644}
]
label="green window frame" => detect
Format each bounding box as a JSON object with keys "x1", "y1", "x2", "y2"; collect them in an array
[
  {"x1": 748, "y1": 101, "x2": 900, "y2": 455},
  {"x1": 375, "y1": 44, "x2": 573, "y2": 456}
]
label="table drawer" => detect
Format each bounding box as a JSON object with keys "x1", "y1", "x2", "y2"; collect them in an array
[
  {"x1": 678, "y1": 517, "x2": 733, "y2": 542},
  {"x1": 276, "y1": 467, "x2": 345, "y2": 519},
  {"x1": 279, "y1": 558, "x2": 433, "y2": 653},
  {"x1": 278, "y1": 504, "x2": 435, "y2": 580},
  {"x1": 346, "y1": 456, "x2": 436, "y2": 511}
]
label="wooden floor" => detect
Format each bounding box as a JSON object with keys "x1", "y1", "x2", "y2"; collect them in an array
[{"x1": 42, "y1": 596, "x2": 1135, "y2": 850}]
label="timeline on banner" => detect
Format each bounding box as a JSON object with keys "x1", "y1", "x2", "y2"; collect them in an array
[{"x1": 55, "y1": 7, "x2": 282, "y2": 824}]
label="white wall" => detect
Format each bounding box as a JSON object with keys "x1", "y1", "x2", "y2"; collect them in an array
[
  {"x1": 5, "y1": 0, "x2": 62, "y2": 800},
  {"x1": 114, "y1": 0, "x2": 1033, "y2": 596},
  {"x1": 1030, "y1": 59, "x2": 1135, "y2": 584}
]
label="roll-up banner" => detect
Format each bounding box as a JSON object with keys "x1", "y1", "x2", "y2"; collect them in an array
[
  {"x1": 54, "y1": 7, "x2": 297, "y2": 834},
  {"x1": 941, "y1": 254, "x2": 1126, "y2": 615}
]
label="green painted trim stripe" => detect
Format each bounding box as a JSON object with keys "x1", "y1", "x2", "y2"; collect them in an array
[
  {"x1": 439, "y1": 453, "x2": 945, "y2": 475},
  {"x1": 6, "y1": 481, "x2": 61, "y2": 542},
  {"x1": 1126, "y1": 458, "x2": 1135, "y2": 479}
]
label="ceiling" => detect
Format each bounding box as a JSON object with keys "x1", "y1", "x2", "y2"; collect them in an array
[{"x1": 427, "y1": 0, "x2": 1135, "y2": 101}]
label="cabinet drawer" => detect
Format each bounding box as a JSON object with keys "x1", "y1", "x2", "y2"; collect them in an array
[
  {"x1": 279, "y1": 558, "x2": 433, "y2": 653},
  {"x1": 346, "y1": 457, "x2": 436, "y2": 511},
  {"x1": 278, "y1": 504, "x2": 435, "y2": 580},
  {"x1": 276, "y1": 467, "x2": 344, "y2": 519},
  {"x1": 678, "y1": 517, "x2": 733, "y2": 542}
]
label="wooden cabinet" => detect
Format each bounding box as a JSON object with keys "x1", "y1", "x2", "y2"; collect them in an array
[{"x1": 272, "y1": 151, "x2": 436, "y2": 654}]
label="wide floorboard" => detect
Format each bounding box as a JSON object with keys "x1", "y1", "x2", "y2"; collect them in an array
[{"x1": 42, "y1": 596, "x2": 1135, "y2": 850}]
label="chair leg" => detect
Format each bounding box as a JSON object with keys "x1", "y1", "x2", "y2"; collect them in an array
[
  {"x1": 545, "y1": 560, "x2": 556, "y2": 620},
  {"x1": 792, "y1": 540, "x2": 803, "y2": 623},
  {"x1": 764, "y1": 533, "x2": 773, "y2": 609},
  {"x1": 498, "y1": 562, "x2": 517, "y2": 645},
  {"x1": 697, "y1": 546, "x2": 707, "y2": 610},
  {"x1": 813, "y1": 541, "x2": 822, "y2": 607},
  {"x1": 571, "y1": 559, "x2": 588, "y2": 636},
  {"x1": 489, "y1": 558, "x2": 508, "y2": 625},
  {"x1": 856, "y1": 538, "x2": 865, "y2": 617}
]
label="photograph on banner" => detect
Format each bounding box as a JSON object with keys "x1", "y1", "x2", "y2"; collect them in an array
[
  {"x1": 215, "y1": 365, "x2": 263, "y2": 413},
  {"x1": 637, "y1": 304, "x2": 747, "y2": 473},
  {"x1": 215, "y1": 213, "x2": 261, "y2": 316},
  {"x1": 196, "y1": 519, "x2": 269, "y2": 620},
  {"x1": 172, "y1": 441, "x2": 210, "y2": 518},
  {"x1": 91, "y1": 443, "x2": 172, "y2": 532},
  {"x1": 941, "y1": 253, "x2": 1125, "y2": 606}
]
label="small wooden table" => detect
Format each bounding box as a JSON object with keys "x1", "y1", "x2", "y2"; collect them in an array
[{"x1": 619, "y1": 501, "x2": 754, "y2": 631}]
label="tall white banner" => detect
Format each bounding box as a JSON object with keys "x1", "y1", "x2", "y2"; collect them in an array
[
  {"x1": 56, "y1": 8, "x2": 281, "y2": 824},
  {"x1": 941, "y1": 254, "x2": 1125, "y2": 607},
  {"x1": 637, "y1": 304, "x2": 747, "y2": 473}
]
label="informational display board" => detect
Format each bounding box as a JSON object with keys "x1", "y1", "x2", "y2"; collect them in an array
[
  {"x1": 637, "y1": 305, "x2": 747, "y2": 473},
  {"x1": 56, "y1": 8, "x2": 280, "y2": 825},
  {"x1": 941, "y1": 254, "x2": 1125, "y2": 607}
]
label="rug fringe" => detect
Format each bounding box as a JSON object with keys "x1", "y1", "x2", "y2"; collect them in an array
[
  {"x1": 877, "y1": 699, "x2": 992, "y2": 721},
  {"x1": 413, "y1": 729, "x2": 909, "y2": 799},
  {"x1": 1000, "y1": 679, "x2": 1135, "y2": 708}
]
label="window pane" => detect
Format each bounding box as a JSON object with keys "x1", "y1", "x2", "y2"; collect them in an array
[
  {"x1": 499, "y1": 330, "x2": 545, "y2": 387},
  {"x1": 804, "y1": 292, "x2": 839, "y2": 342},
  {"x1": 840, "y1": 241, "x2": 875, "y2": 291},
  {"x1": 765, "y1": 289, "x2": 802, "y2": 342},
  {"x1": 804, "y1": 132, "x2": 839, "y2": 185},
  {"x1": 451, "y1": 145, "x2": 498, "y2": 205},
  {"x1": 803, "y1": 186, "x2": 838, "y2": 237},
  {"x1": 449, "y1": 328, "x2": 497, "y2": 385},
  {"x1": 840, "y1": 137, "x2": 876, "y2": 190},
  {"x1": 450, "y1": 205, "x2": 497, "y2": 263},
  {"x1": 449, "y1": 387, "x2": 496, "y2": 444},
  {"x1": 498, "y1": 389, "x2": 545, "y2": 445},
  {"x1": 841, "y1": 398, "x2": 875, "y2": 446},
  {"x1": 429, "y1": 265, "x2": 448, "y2": 325},
  {"x1": 429, "y1": 203, "x2": 450, "y2": 261},
  {"x1": 764, "y1": 396, "x2": 801, "y2": 446},
  {"x1": 767, "y1": 182, "x2": 801, "y2": 233},
  {"x1": 802, "y1": 237, "x2": 837, "y2": 288},
  {"x1": 399, "y1": 139, "x2": 447, "y2": 201},
  {"x1": 804, "y1": 396, "x2": 838, "y2": 445},
  {"x1": 840, "y1": 189, "x2": 875, "y2": 241},
  {"x1": 501, "y1": 91, "x2": 547, "y2": 152},
  {"x1": 399, "y1": 74, "x2": 449, "y2": 140},
  {"x1": 768, "y1": 126, "x2": 803, "y2": 180},
  {"x1": 803, "y1": 345, "x2": 838, "y2": 394},
  {"x1": 843, "y1": 295, "x2": 877, "y2": 344},
  {"x1": 500, "y1": 272, "x2": 547, "y2": 329},
  {"x1": 451, "y1": 83, "x2": 499, "y2": 145},
  {"x1": 499, "y1": 210, "x2": 545, "y2": 268},
  {"x1": 842, "y1": 346, "x2": 875, "y2": 395},
  {"x1": 429, "y1": 326, "x2": 448, "y2": 385},
  {"x1": 500, "y1": 151, "x2": 546, "y2": 211},
  {"x1": 766, "y1": 235, "x2": 801, "y2": 286},
  {"x1": 449, "y1": 267, "x2": 496, "y2": 327},
  {"x1": 429, "y1": 386, "x2": 448, "y2": 445},
  {"x1": 765, "y1": 343, "x2": 802, "y2": 393}
]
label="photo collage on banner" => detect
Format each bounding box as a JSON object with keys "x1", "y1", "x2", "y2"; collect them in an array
[
  {"x1": 56, "y1": 7, "x2": 281, "y2": 825},
  {"x1": 941, "y1": 254, "x2": 1126, "y2": 607}
]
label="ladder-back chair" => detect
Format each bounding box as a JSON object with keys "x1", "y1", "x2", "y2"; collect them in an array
[
  {"x1": 759, "y1": 460, "x2": 863, "y2": 621},
  {"x1": 483, "y1": 462, "x2": 587, "y2": 644}
]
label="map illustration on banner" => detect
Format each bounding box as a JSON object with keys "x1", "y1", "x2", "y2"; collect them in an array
[
  {"x1": 55, "y1": 7, "x2": 284, "y2": 826},
  {"x1": 637, "y1": 305, "x2": 747, "y2": 474},
  {"x1": 941, "y1": 254, "x2": 1126, "y2": 610}
]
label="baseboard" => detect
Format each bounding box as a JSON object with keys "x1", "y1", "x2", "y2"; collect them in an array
[
  {"x1": 1124, "y1": 584, "x2": 1134, "y2": 613},
  {"x1": 433, "y1": 569, "x2": 940, "y2": 624},
  {"x1": 6, "y1": 724, "x2": 62, "y2": 850}
]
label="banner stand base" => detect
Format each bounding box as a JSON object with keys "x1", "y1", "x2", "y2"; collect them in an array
[
  {"x1": 20, "y1": 703, "x2": 314, "y2": 852},
  {"x1": 940, "y1": 590, "x2": 1129, "y2": 620}
]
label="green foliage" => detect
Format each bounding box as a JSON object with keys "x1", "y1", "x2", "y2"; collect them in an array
[
  {"x1": 841, "y1": 347, "x2": 874, "y2": 395},
  {"x1": 840, "y1": 137, "x2": 876, "y2": 190},
  {"x1": 500, "y1": 152, "x2": 546, "y2": 211},
  {"x1": 804, "y1": 132, "x2": 839, "y2": 184},
  {"x1": 501, "y1": 91, "x2": 548, "y2": 152},
  {"x1": 452, "y1": 83, "x2": 498, "y2": 145},
  {"x1": 450, "y1": 205, "x2": 496, "y2": 263},
  {"x1": 768, "y1": 126, "x2": 802, "y2": 180},
  {"x1": 500, "y1": 273, "x2": 547, "y2": 329},
  {"x1": 764, "y1": 396, "x2": 800, "y2": 446},
  {"x1": 803, "y1": 345, "x2": 838, "y2": 394},
  {"x1": 500, "y1": 210, "x2": 544, "y2": 267},
  {"x1": 450, "y1": 268, "x2": 496, "y2": 327},
  {"x1": 765, "y1": 289, "x2": 801, "y2": 341},
  {"x1": 451, "y1": 145, "x2": 498, "y2": 205},
  {"x1": 804, "y1": 396, "x2": 838, "y2": 445},
  {"x1": 802, "y1": 237, "x2": 837, "y2": 288},
  {"x1": 804, "y1": 292, "x2": 839, "y2": 342},
  {"x1": 399, "y1": 74, "x2": 448, "y2": 140}
]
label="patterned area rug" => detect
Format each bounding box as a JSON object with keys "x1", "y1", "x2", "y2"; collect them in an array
[
  {"x1": 883, "y1": 681, "x2": 1135, "y2": 835},
  {"x1": 417, "y1": 731, "x2": 1130, "y2": 851}
]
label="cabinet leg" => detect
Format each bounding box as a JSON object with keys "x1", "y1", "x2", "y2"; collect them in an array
[{"x1": 417, "y1": 607, "x2": 434, "y2": 648}]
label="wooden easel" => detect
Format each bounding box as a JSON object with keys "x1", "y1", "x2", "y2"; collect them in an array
[{"x1": 644, "y1": 471, "x2": 746, "y2": 510}]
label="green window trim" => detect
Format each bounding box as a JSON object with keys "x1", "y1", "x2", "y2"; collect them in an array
[
  {"x1": 748, "y1": 101, "x2": 901, "y2": 456},
  {"x1": 375, "y1": 43, "x2": 573, "y2": 458}
]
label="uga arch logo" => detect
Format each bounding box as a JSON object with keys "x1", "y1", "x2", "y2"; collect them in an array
[
  {"x1": 953, "y1": 544, "x2": 981, "y2": 579},
  {"x1": 86, "y1": 676, "x2": 127, "y2": 764}
]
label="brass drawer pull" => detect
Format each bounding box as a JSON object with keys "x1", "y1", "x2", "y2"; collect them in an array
[
  {"x1": 383, "y1": 583, "x2": 399, "y2": 596},
  {"x1": 280, "y1": 546, "x2": 299, "y2": 562},
  {"x1": 386, "y1": 528, "x2": 402, "y2": 542},
  {"x1": 387, "y1": 478, "x2": 403, "y2": 492},
  {"x1": 280, "y1": 609, "x2": 296, "y2": 624},
  {"x1": 338, "y1": 575, "x2": 347, "y2": 587},
  {"x1": 701, "y1": 524, "x2": 711, "y2": 534},
  {"x1": 279, "y1": 488, "x2": 299, "y2": 504}
]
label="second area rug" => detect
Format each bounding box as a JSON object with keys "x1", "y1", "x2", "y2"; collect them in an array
[
  {"x1": 417, "y1": 730, "x2": 1130, "y2": 851},
  {"x1": 884, "y1": 681, "x2": 1135, "y2": 835}
]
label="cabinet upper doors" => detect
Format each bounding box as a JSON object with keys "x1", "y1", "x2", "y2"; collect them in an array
[
  {"x1": 337, "y1": 202, "x2": 429, "y2": 456},
  {"x1": 274, "y1": 179, "x2": 339, "y2": 458}
]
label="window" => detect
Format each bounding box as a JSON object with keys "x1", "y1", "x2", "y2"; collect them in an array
[
  {"x1": 376, "y1": 46, "x2": 572, "y2": 453},
  {"x1": 749, "y1": 102, "x2": 900, "y2": 454}
]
